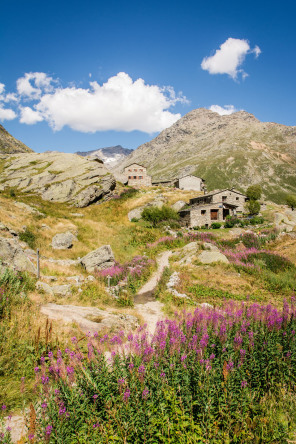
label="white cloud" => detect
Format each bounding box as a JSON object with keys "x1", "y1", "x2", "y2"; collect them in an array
[
  {"x1": 201, "y1": 38, "x2": 261, "y2": 80},
  {"x1": 0, "y1": 106, "x2": 17, "y2": 121},
  {"x1": 31, "y1": 72, "x2": 186, "y2": 133},
  {"x1": 209, "y1": 104, "x2": 238, "y2": 115},
  {"x1": 16, "y1": 72, "x2": 55, "y2": 99},
  {"x1": 0, "y1": 83, "x2": 5, "y2": 95},
  {"x1": 19, "y1": 106, "x2": 43, "y2": 124}
]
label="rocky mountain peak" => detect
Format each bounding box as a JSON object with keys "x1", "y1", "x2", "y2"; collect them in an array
[{"x1": 0, "y1": 124, "x2": 33, "y2": 154}]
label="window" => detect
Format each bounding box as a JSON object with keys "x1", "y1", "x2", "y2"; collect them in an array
[
  {"x1": 222, "y1": 196, "x2": 227, "y2": 201},
  {"x1": 201, "y1": 210, "x2": 206, "y2": 215},
  {"x1": 134, "y1": 169, "x2": 137, "y2": 172},
  {"x1": 236, "y1": 197, "x2": 239, "y2": 201},
  {"x1": 128, "y1": 176, "x2": 132, "y2": 179},
  {"x1": 133, "y1": 176, "x2": 137, "y2": 179},
  {"x1": 139, "y1": 176, "x2": 143, "y2": 179},
  {"x1": 128, "y1": 169, "x2": 131, "y2": 172},
  {"x1": 140, "y1": 169, "x2": 143, "y2": 172}
]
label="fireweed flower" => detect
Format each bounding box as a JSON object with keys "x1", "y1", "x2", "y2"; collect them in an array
[
  {"x1": 138, "y1": 365, "x2": 145, "y2": 374},
  {"x1": 142, "y1": 389, "x2": 149, "y2": 399},
  {"x1": 118, "y1": 378, "x2": 125, "y2": 385},
  {"x1": 34, "y1": 366, "x2": 40, "y2": 373},
  {"x1": 123, "y1": 389, "x2": 131, "y2": 401},
  {"x1": 93, "y1": 394, "x2": 98, "y2": 399},
  {"x1": 41, "y1": 402, "x2": 47, "y2": 409},
  {"x1": 241, "y1": 380, "x2": 248, "y2": 388},
  {"x1": 45, "y1": 425, "x2": 53, "y2": 436},
  {"x1": 1, "y1": 404, "x2": 6, "y2": 410},
  {"x1": 93, "y1": 423, "x2": 100, "y2": 428}
]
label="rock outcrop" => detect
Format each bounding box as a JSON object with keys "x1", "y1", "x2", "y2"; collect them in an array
[
  {"x1": 52, "y1": 231, "x2": 77, "y2": 250},
  {"x1": 41, "y1": 303, "x2": 139, "y2": 334},
  {"x1": 0, "y1": 152, "x2": 116, "y2": 207},
  {"x1": 0, "y1": 237, "x2": 37, "y2": 274},
  {"x1": 80, "y1": 245, "x2": 115, "y2": 273}
]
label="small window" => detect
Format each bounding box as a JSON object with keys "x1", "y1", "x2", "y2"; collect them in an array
[
  {"x1": 133, "y1": 176, "x2": 137, "y2": 179},
  {"x1": 139, "y1": 176, "x2": 143, "y2": 179},
  {"x1": 222, "y1": 196, "x2": 227, "y2": 201},
  {"x1": 201, "y1": 210, "x2": 206, "y2": 215},
  {"x1": 140, "y1": 169, "x2": 143, "y2": 172},
  {"x1": 128, "y1": 169, "x2": 131, "y2": 172},
  {"x1": 128, "y1": 176, "x2": 132, "y2": 179},
  {"x1": 134, "y1": 169, "x2": 137, "y2": 172},
  {"x1": 236, "y1": 197, "x2": 239, "y2": 201}
]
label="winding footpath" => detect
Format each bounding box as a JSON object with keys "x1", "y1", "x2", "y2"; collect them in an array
[{"x1": 134, "y1": 250, "x2": 172, "y2": 335}]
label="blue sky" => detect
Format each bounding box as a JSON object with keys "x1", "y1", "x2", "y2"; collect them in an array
[{"x1": 1, "y1": 0, "x2": 295, "y2": 153}]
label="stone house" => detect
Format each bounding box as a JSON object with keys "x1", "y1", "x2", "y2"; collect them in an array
[
  {"x1": 177, "y1": 175, "x2": 205, "y2": 192},
  {"x1": 189, "y1": 189, "x2": 248, "y2": 213},
  {"x1": 179, "y1": 188, "x2": 248, "y2": 228},
  {"x1": 124, "y1": 163, "x2": 152, "y2": 188}
]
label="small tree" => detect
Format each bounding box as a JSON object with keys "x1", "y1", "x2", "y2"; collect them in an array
[
  {"x1": 245, "y1": 200, "x2": 260, "y2": 216},
  {"x1": 246, "y1": 185, "x2": 262, "y2": 201},
  {"x1": 286, "y1": 194, "x2": 296, "y2": 211}
]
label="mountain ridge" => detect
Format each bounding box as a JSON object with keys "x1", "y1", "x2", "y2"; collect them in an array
[
  {"x1": 115, "y1": 108, "x2": 296, "y2": 202},
  {"x1": 0, "y1": 124, "x2": 33, "y2": 154}
]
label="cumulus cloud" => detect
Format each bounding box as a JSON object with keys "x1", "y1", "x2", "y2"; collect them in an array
[
  {"x1": 209, "y1": 104, "x2": 238, "y2": 115},
  {"x1": 19, "y1": 106, "x2": 43, "y2": 124},
  {"x1": 201, "y1": 38, "x2": 261, "y2": 80},
  {"x1": 16, "y1": 72, "x2": 55, "y2": 99},
  {"x1": 30, "y1": 72, "x2": 186, "y2": 133},
  {"x1": 0, "y1": 106, "x2": 17, "y2": 121}
]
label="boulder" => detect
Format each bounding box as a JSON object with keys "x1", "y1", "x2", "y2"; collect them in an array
[
  {"x1": 197, "y1": 250, "x2": 229, "y2": 265},
  {"x1": 14, "y1": 201, "x2": 44, "y2": 216},
  {"x1": 80, "y1": 245, "x2": 115, "y2": 273},
  {"x1": 128, "y1": 206, "x2": 145, "y2": 221},
  {"x1": 36, "y1": 281, "x2": 54, "y2": 296},
  {"x1": 52, "y1": 285, "x2": 72, "y2": 297},
  {"x1": 0, "y1": 237, "x2": 37, "y2": 274},
  {"x1": 52, "y1": 231, "x2": 77, "y2": 250},
  {"x1": 172, "y1": 200, "x2": 186, "y2": 212},
  {"x1": 203, "y1": 242, "x2": 220, "y2": 252}
]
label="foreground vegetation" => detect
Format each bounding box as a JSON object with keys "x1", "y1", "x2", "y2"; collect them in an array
[{"x1": 17, "y1": 300, "x2": 296, "y2": 443}]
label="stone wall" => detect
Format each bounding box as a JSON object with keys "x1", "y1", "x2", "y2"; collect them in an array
[{"x1": 178, "y1": 176, "x2": 204, "y2": 191}]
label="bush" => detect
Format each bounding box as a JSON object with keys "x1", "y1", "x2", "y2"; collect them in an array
[
  {"x1": 131, "y1": 217, "x2": 139, "y2": 223},
  {"x1": 211, "y1": 222, "x2": 222, "y2": 229},
  {"x1": 142, "y1": 205, "x2": 179, "y2": 227},
  {"x1": 241, "y1": 232, "x2": 261, "y2": 249},
  {"x1": 224, "y1": 216, "x2": 240, "y2": 228},
  {"x1": 286, "y1": 194, "x2": 296, "y2": 211},
  {"x1": 247, "y1": 251, "x2": 295, "y2": 274},
  {"x1": 249, "y1": 216, "x2": 264, "y2": 225},
  {"x1": 19, "y1": 228, "x2": 36, "y2": 249}
]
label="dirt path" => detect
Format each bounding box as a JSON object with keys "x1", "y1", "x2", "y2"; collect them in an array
[{"x1": 134, "y1": 250, "x2": 171, "y2": 335}]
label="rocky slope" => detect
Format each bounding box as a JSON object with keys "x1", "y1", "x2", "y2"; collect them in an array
[
  {"x1": 115, "y1": 109, "x2": 296, "y2": 202},
  {"x1": 76, "y1": 145, "x2": 132, "y2": 168},
  {"x1": 0, "y1": 152, "x2": 116, "y2": 207},
  {"x1": 0, "y1": 124, "x2": 33, "y2": 154}
]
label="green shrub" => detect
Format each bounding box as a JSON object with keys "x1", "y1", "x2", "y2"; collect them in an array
[
  {"x1": 286, "y1": 194, "x2": 296, "y2": 211},
  {"x1": 211, "y1": 222, "x2": 222, "y2": 229},
  {"x1": 19, "y1": 228, "x2": 36, "y2": 249},
  {"x1": 248, "y1": 252, "x2": 295, "y2": 274},
  {"x1": 245, "y1": 200, "x2": 260, "y2": 215},
  {"x1": 142, "y1": 205, "x2": 179, "y2": 227},
  {"x1": 131, "y1": 217, "x2": 139, "y2": 223},
  {"x1": 250, "y1": 216, "x2": 264, "y2": 225},
  {"x1": 224, "y1": 216, "x2": 240, "y2": 228},
  {"x1": 246, "y1": 184, "x2": 262, "y2": 201},
  {"x1": 9, "y1": 188, "x2": 16, "y2": 198},
  {"x1": 241, "y1": 232, "x2": 261, "y2": 249}
]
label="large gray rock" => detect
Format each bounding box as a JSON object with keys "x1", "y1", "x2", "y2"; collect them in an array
[
  {"x1": 128, "y1": 206, "x2": 145, "y2": 221},
  {"x1": 197, "y1": 250, "x2": 229, "y2": 264},
  {"x1": 0, "y1": 237, "x2": 37, "y2": 274},
  {"x1": 127, "y1": 195, "x2": 167, "y2": 221},
  {"x1": 80, "y1": 245, "x2": 115, "y2": 273},
  {"x1": 172, "y1": 200, "x2": 186, "y2": 212},
  {"x1": 52, "y1": 231, "x2": 77, "y2": 250},
  {"x1": 0, "y1": 152, "x2": 116, "y2": 207},
  {"x1": 41, "y1": 303, "x2": 139, "y2": 334}
]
